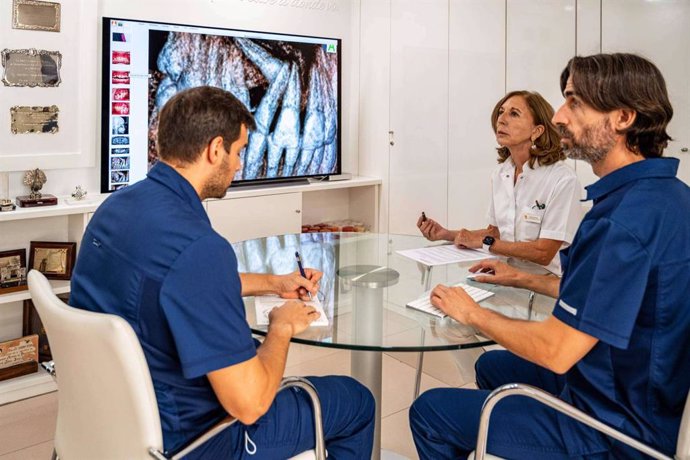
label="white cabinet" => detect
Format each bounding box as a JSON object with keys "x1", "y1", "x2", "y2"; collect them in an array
[
  {"x1": 388, "y1": 0, "x2": 449, "y2": 235},
  {"x1": 600, "y1": 0, "x2": 690, "y2": 184},
  {"x1": 206, "y1": 178, "x2": 381, "y2": 242},
  {"x1": 208, "y1": 193, "x2": 302, "y2": 242},
  {"x1": 362, "y1": 1, "x2": 690, "y2": 233},
  {"x1": 448, "y1": 0, "x2": 505, "y2": 231},
  {"x1": 506, "y1": 0, "x2": 576, "y2": 109}
]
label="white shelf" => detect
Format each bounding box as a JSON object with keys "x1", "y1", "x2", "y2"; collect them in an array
[
  {"x1": 0, "y1": 195, "x2": 108, "y2": 223},
  {"x1": 208, "y1": 176, "x2": 381, "y2": 201},
  {"x1": 0, "y1": 280, "x2": 70, "y2": 306},
  {"x1": 0, "y1": 366, "x2": 57, "y2": 406}
]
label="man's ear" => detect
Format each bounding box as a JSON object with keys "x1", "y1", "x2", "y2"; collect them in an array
[
  {"x1": 206, "y1": 136, "x2": 225, "y2": 166},
  {"x1": 613, "y1": 108, "x2": 637, "y2": 131}
]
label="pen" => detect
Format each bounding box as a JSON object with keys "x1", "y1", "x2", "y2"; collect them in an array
[{"x1": 294, "y1": 251, "x2": 313, "y2": 300}]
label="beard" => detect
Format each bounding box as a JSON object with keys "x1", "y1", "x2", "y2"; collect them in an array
[
  {"x1": 201, "y1": 155, "x2": 233, "y2": 200},
  {"x1": 559, "y1": 118, "x2": 616, "y2": 164}
]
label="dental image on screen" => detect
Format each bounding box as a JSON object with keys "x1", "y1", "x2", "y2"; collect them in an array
[
  {"x1": 102, "y1": 18, "x2": 341, "y2": 192},
  {"x1": 149, "y1": 33, "x2": 339, "y2": 181}
]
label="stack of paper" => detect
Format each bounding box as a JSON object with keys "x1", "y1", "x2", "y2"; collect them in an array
[
  {"x1": 396, "y1": 244, "x2": 495, "y2": 266},
  {"x1": 254, "y1": 295, "x2": 329, "y2": 327},
  {"x1": 406, "y1": 282, "x2": 495, "y2": 318}
]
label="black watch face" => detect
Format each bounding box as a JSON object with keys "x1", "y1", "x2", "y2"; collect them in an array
[{"x1": 483, "y1": 236, "x2": 495, "y2": 246}]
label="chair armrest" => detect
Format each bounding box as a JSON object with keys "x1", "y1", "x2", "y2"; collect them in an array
[
  {"x1": 474, "y1": 383, "x2": 673, "y2": 460},
  {"x1": 279, "y1": 376, "x2": 327, "y2": 460},
  {"x1": 152, "y1": 376, "x2": 327, "y2": 460}
]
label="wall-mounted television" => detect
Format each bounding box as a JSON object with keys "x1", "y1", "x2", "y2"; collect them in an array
[{"x1": 101, "y1": 17, "x2": 341, "y2": 192}]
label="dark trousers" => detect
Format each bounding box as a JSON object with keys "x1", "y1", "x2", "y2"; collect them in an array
[
  {"x1": 409, "y1": 350, "x2": 611, "y2": 459},
  {"x1": 190, "y1": 375, "x2": 375, "y2": 459}
]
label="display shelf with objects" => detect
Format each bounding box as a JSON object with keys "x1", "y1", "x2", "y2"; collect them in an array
[{"x1": 0, "y1": 178, "x2": 380, "y2": 404}]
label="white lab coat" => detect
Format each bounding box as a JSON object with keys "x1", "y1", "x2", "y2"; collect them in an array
[{"x1": 487, "y1": 158, "x2": 584, "y2": 275}]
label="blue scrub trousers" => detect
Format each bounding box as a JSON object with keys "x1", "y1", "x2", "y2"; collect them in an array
[
  {"x1": 410, "y1": 350, "x2": 611, "y2": 459},
  {"x1": 186, "y1": 375, "x2": 375, "y2": 459}
]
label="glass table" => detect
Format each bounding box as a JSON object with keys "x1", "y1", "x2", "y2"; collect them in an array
[{"x1": 234, "y1": 233, "x2": 555, "y2": 459}]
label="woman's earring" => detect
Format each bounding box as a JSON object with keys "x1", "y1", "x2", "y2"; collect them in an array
[{"x1": 530, "y1": 140, "x2": 537, "y2": 151}]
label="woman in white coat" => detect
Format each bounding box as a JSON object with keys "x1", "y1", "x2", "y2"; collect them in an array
[{"x1": 418, "y1": 90, "x2": 583, "y2": 275}]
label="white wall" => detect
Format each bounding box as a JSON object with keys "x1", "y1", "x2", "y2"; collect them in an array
[{"x1": 0, "y1": 0, "x2": 359, "y2": 198}]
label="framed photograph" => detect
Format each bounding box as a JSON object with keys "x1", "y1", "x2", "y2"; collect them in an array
[
  {"x1": 0, "y1": 248, "x2": 28, "y2": 293},
  {"x1": 28, "y1": 241, "x2": 76, "y2": 280}
]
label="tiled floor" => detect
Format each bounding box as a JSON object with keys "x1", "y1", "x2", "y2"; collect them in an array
[{"x1": 0, "y1": 345, "x2": 485, "y2": 459}]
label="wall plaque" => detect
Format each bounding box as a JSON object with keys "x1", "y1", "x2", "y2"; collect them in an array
[
  {"x1": 1, "y1": 48, "x2": 61, "y2": 87},
  {"x1": 12, "y1": 0, "x2": 61, "y2": 32},
  {"x1": 10, "y1": 105, "x2": 59, "y2": 134}
]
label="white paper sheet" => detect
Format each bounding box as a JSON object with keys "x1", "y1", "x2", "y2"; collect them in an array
[
  {"x1": 254, "y1": 295, "x2": 329, "y2": 327},
  {"x1": 396, "y1": 244, "x2": 496, "y2": 266}
]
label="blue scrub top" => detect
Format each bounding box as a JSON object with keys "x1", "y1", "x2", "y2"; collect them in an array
[
  {"x1": 554, "y1": 158, "x2": 690, "y2": 456},
  {"x1": 70, "y1": 162, "x2": 257, "y2": 452}
]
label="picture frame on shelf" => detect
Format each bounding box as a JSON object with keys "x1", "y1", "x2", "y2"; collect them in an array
[
  {"x1": 23, "y1": 295, "x2": 64, "y2": 362},
  {"x1": 0, "y1": 248, "x2": 28, "y2": 294},
  {"x1": 28, "y1": 241, "x2": 76, "y2": 280},
  {"x1": 0, "y1": 334, "x2": 39, "y2": 382}
]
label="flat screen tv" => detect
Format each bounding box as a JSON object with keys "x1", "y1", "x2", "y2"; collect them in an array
[{"x1": 101, "y1": 17, "x2": 341, "y2": 192}]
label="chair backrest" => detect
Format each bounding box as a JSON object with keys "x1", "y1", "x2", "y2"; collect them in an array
[
  {"x1": 28, "y1": 270, "x2": 164, "y2": 459},
  {"x1": 678, "y1": 391, "x2": 690, "y2": 460}
]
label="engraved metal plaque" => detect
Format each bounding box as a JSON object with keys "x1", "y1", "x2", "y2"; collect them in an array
[
  {"x1": 1, "y1": 48, "x2": 61, "y2": 87},
  {"x1": 10, "y1": 105, "x2": 59, "y2": 134},
  {"x1": 12, "y1": 0, "x2": 61, "y2": 32}
]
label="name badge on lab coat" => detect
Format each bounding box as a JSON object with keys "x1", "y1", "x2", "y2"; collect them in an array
[{"x1": 522, "y1": 211, "x2": 542, "y2": 224}]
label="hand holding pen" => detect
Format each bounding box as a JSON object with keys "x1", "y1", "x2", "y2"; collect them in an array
[
  {"x1": 278, "y1": 252, "x2": 323, "y2": 299},
  {"x1": 295, "y1": 251, "x2": 314, "y2": 300}
]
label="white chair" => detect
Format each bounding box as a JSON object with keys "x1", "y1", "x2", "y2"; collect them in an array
[
  {"x1": 27, "y1": 270, "x2": 326, "y2": 460},
  {"x1": 470, "y1": 382, "x2": 690, "y2": 460}
]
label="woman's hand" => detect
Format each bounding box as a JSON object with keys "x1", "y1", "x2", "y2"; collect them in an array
[
  {"x1": 454, "y1": 229, "x2": 483, "y2": 249},
  {"x1": 417, "y1": 215, "x2": 451, "y2": 241}
]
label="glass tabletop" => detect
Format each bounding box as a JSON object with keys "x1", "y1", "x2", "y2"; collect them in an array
[{"x1": 234, "y1": 232, "x2": 556, "y2": 352}]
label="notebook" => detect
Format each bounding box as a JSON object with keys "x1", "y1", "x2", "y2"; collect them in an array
[
  {"x1": 254, "y1": 295, "x2": 329, "y2": 327},
  {"x1": 406, "y1": 283, "x2": 494, "y2": 318}
]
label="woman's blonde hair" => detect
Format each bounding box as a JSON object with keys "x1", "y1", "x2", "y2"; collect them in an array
[{"x1": 490, "y1": 90, "x2": 564, "y2": 168}]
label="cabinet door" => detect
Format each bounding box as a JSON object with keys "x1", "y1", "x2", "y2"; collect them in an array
[
  {"x1": 207, "y1": 193, "x2": 302, "y2": 243},
  {"x1": 389, "y1": 0, "x2": 449, "y2": 235},
  {"x1": 448, "y1": 0, "x2": 505, "y2": 231},
  {"x1": 506, "y1": 0, "x2": 576, "y2": 111},
  {"x1": 601, "y1": 0, "x2": 690, "y2": 184}
]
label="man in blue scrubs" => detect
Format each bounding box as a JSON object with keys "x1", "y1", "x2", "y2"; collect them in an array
[
  {"x1": 70, "y1": 86, "x2": 374, "y2": 459},
  {"x1": 410, "y1": 53, "x2": 690, "y2": 459}
]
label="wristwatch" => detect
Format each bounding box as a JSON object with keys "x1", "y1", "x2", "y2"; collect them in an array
[{"x1": 482, "y1": 236, "x2": 496, "y2": 252}]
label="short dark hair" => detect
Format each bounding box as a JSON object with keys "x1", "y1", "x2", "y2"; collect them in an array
[
  {"x1": 157, "y1": 86, "x2": 256, "y2": 164},
  {"x1": 491, "y1": 90, "x2": 565, "y2": 168},
  {"x1": 560, "y1": 53, "x2": 673, "y2": 158}
]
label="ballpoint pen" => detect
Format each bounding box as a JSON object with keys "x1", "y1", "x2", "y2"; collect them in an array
[{"x1": 294, "y1": 251, "x2": 313, "y2": 300}]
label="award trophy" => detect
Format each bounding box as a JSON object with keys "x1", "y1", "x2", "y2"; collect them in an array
[{"x1": 16, "y1": 168, "x2": 58, "y2": 207}]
